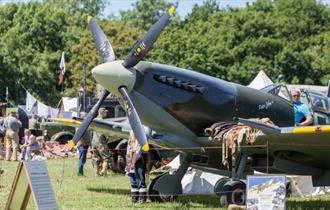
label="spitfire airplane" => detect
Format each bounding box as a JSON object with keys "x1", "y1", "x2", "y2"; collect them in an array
[{"x1": 69, "y1": 6, "x2": 330, "y2": 206}]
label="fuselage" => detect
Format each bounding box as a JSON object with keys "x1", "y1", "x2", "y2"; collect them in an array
[
  {"x1": 133, "y1": 61, "x2": 294, "y2": 136},
  {"x1": 92, "y1": 60, "x2": 295, "y2": 169}
]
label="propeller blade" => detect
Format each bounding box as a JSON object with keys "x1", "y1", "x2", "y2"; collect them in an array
[
  {"x1": 71, "y1": 90, "x2": 109, "y2": 145},
  {"x1": 87, "y1": 16, "x2": 116, "y2": 63},
  {"x1": 122, "y1": 6, "x2": 175, "y2": 68},
  {"x1": 118, "y1": 86, "x2": 149, "y2": 152}
]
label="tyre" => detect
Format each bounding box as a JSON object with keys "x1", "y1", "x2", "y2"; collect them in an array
[
  {"x1": 56, "y1": 135, "x2": 72, "y2": 144},
  {"x1": 148, "y1": 174, "x2": 178, "y2": 202},
  {"x1": 219, "y1": 180, "x2": 246, "y2": 207},
  {"x1": 117, "y1": 155, "x2": 126, "y2": 173}
]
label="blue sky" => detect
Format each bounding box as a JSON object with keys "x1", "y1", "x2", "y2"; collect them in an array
[{"x1": 104, "y1": 0, "x2": 257, "y2": 18}]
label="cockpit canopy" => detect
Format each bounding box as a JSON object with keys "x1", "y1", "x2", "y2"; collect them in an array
[{"x1": 261, "y1": 83, "x2": 330, "y2": 125}]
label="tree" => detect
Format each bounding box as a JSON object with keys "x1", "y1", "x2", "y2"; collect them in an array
[
  {"x1": 0, "y1": 2, "x2": 86, "y2": 105},
  {"x1": 119, "y1": 0, "x2": 178, "y2": 30}
]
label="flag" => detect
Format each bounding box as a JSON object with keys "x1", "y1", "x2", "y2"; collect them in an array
[{"x1": 58, "y1": 52, "x2": 66, "y2": 85}]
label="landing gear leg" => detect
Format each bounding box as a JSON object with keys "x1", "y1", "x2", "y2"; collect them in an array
[
  {"x1": 216, "y1": 153, "x2": 247, "y2": 207},
  {"x1": 148, "y1": 153, "x2": 192, "y2": 202}
]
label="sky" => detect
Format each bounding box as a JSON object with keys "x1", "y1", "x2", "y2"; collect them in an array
[
  {"x1": 1, "y1": 0, "x2": 330, "y2": 18},
  {"x1": 104, "y1": 0, "x2": 257, "y2": 18}
]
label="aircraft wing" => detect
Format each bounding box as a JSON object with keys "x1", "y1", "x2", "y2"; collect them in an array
[
  {"x1": 49, "y1": 117, "x2": 131, "y2": 139},
  {"x1": 238, "y1": 118, "x2": 330, "y2": 186},
  {"x1": 238, "y1": 117, "x2": 330, "y2": 136}
]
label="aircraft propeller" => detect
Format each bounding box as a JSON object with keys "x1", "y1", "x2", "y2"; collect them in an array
[
  {"x1": 118, "y1": 87, "x2": 149, "y2": 151},
  {"x1": 69, "y1": 7, "x2": 174, "y2": 152},
  {"x1": 122, "y1": 6, "x2": 175, "y2": 68},
  {"x1": 87, "y1": 16, "x2": 116, "y2": 63},
  {"x1": 71, "y1": 89, "x2": 109, "y2": 146}
]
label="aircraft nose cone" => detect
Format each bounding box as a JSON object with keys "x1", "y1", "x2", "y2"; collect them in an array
[{"x1": 92, "y1": 60, "x2": 136, "y2": 96}]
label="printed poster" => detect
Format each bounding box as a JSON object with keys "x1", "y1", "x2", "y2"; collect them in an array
[{"x1": 246, "y1": 175, "x2": 286, "y2": 210}]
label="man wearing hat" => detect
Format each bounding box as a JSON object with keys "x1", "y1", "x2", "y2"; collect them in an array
[
  {"x1": 4, "y1": 111, "x2": 22, "y2": 161},
  {"x1": 92, "y1": 107, "x2": 111, "y2": 176}
]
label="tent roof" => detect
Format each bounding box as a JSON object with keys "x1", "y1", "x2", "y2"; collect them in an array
[{"x1": 248, "y1": 70, "x2": 273, "y2": 90}]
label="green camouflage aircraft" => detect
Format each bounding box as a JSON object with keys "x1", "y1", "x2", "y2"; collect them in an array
[{"x1": 68, "y1": 7, "x2": 330, "y2": 206}]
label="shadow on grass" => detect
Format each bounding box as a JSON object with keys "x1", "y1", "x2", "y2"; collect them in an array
[
  {"x1": 176, "y1": 194, "x2": 220, "y2": 208},
  {"x1": 87, "y1": 187, "x2": 221, "y2": 208},
  {"x1": 87, "y1": 187, "x2": 130, "y2": 195},
  {"x1": 86, "y1": 188, "x2": 330, "y2": 209},
  {"x1": 287, "y1": 200, "x2": 330, "y2": 210}
]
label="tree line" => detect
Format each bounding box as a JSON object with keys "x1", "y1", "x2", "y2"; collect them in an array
[{"x1": 0, "y1": 0, "x2": 329, "y2": 106}]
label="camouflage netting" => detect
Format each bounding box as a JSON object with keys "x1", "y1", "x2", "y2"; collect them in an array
[{"x1": 205, "y1": 118, "x2": 274, "y2": 166}]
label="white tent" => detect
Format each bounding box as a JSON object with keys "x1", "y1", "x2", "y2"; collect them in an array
[
  {"x1": 61, "y1": 97, "x2": 78, "y2": 112},
  {"x1": 248, "y1": 70, "x2": 273, "y2": 90},
  {"x1": 26, "y1": 91, "x2": 37, "y2": 114},
  {"x1": 25, "y1": 90, "x2": 59, "y2": 118}
]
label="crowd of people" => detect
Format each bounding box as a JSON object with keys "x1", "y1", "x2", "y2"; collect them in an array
[{"x1": 0, "y1": 111, "x2": 43, "y2": 161}]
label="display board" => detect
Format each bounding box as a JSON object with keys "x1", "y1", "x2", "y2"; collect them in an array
[
  {"x1": 5, "y1": 161, "x2": 58, "y2": 210},
  {"x1": 246, "y1": 175, "x2": 286, "y2": 210}
]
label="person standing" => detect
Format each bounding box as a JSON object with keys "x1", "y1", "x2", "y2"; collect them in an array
[
  {"x1": 4, "y1": 111, "x2": 22, "y2": 161},
  {"x1": 126, "y1": 131, "x2": 148, "y2": 203},
  {"x1": 77, "y1": 112, "x2": 91, "y2": 176},
  {"x1": 92, "y1": 108, "x2": 110, "y2": 176},
  {"x1": 29, "y1": 113, "x2": 39, "y2": 131}
]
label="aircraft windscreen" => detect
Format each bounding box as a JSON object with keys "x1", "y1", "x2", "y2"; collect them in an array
[
  {"x1": 260, "y1": 84, "x2": 291, "y2": 101},
  {"x1": 310, "y1": 93, "x2": 329, "y2": 111}
]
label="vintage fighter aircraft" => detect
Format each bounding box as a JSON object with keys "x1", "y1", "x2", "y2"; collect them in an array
[{"x1": 69, "y1": 7, "x2": 330, "y2": 206}]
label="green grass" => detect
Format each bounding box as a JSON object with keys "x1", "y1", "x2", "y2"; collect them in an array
[
  {"x1": 1, "y1": 159, "x2": 330, "y2": 209},
  {"x1": 0, "y1": 159, "x2": 222, "y2": 210}
]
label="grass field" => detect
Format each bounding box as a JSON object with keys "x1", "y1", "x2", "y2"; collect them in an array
[{"x1": 1, "y1": 159, "x2": 330, "y2": 210}]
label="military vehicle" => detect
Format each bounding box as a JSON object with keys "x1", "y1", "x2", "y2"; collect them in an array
[{"x1": 39, "y1": 121, "x2": 75, "y2": 144}]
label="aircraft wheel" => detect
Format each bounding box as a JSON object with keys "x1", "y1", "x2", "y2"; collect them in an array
[
  {"x1": 214, "y1": 177, "x2": 231, "y2": 196},
  {"x1": 110, "y1": 141, "x2": 127, "y2": 174},
  {"x1": 117, "y1": 155, "x2": 126, "y2": 173},
  {"x1": 148, "y1": 174, "x2": 177, "y2": 202},
  {"x1": 219, "y1": 180, "x2": 246, "y2": 207}
]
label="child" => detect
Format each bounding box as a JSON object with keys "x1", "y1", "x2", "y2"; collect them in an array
[{"x1": 126, "y1": 131, "x2": 147, "y2": 203}]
